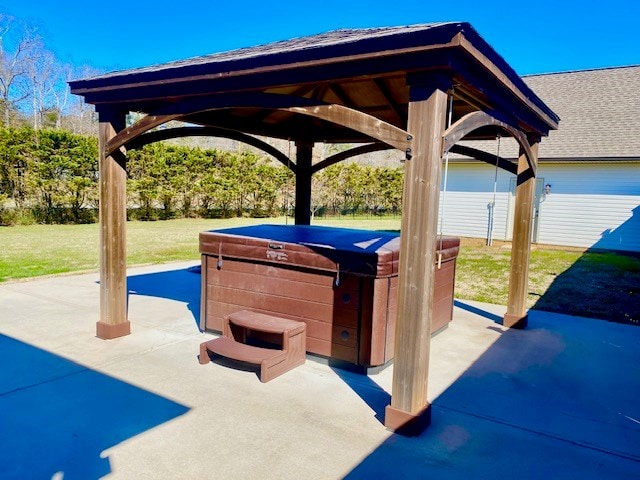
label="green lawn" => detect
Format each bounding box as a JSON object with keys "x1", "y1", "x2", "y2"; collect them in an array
[
  {"x1": 0, "y1": 216, "x2": 398, "y2": 281},
  {"x1": 1, "y1": 217, "x2": 638, "y2": 323},
  {"x1": 454, "y1": 238, "x2": 639, "y2": 323}
]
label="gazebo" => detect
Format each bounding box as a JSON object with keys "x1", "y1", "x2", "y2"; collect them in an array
[{"x1": 69, "y1": 22, "x2": 558, "y2": 433}]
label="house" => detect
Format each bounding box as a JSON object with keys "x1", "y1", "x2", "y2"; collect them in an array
[{"x1": 440, "y1": 65, "x2": 640, "y2": 253}]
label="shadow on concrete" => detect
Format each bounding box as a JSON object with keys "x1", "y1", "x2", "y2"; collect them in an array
[
  {"x1": 0, "y1": 334, "x2": 189, "y2": 479},
  {"x1": 126, "y1": 265, "x2": 202, "y2": 329},
  {"x1": 453, "y1": 300, "x2": 503, "y2": 323},
  {"x1": 343, "y1": 308, "x2": 640, "y2": 479},
  {"x1": 331, "y1": 367, "x2": 391, "y2": 425}
]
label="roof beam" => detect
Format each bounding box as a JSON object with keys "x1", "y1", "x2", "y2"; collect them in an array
[{"x1": 456, "y1": 33, "x2": 559, "y2": 131}]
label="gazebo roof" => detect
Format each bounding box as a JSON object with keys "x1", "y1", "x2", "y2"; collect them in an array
[{"x1": 70, "y1": 22, "x2": 558, "y2": 144}]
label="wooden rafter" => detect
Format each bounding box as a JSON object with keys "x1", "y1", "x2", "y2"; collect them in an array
[
  {"x1": 451, "y1": 85, "x2": 493, "y2": 115},
  {"x1": 311, "y1": 84, "x2": 330, "y2": 101},
  {"x1": 373, "y1": 78, "x2": 404, "y2": 126},
  {"x1": 327, "y1": 83, "x2": 352, "y2": 106},
  {"x1": 255, "y1": 85, "x2": 319, "y2": 124}
]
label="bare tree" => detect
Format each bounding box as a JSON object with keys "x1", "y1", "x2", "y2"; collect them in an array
[
  {"x1": 50, "y1": 63, "x2": 73, "y2": 129},
  {"x1": 29, "y1": 43, "x2": 56, "y2": 130},
  {"x1": 63, "y1": 65, "x2": 99, "y2": 135},
  {"x1": 0, "y1": 15, "x2": 42, "y2": 127}
]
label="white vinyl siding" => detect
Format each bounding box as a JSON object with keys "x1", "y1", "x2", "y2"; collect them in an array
[
  {"x1": 438, "y1": 191, "x2": 511, "y2": 240},
  {"x1": 537, "y1": 163, "x2": 639, "y2": 195},
  {"x1": 536, "y1": 164, "x2": 640, "y2": 251},
  {"x1": 438, "y1": 164, "x2": 515, "y2": 241},
  {"x1": 438, "y1": 162, "x2": 640, "y2": 252}
]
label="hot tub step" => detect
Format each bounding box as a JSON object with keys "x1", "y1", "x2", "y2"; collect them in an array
[
  {"x1": 199, "y1": 310, "x2": 306, "y2": 382},
  {"x1": 201, "y1": 336, "x2": 285, "y2": 364},
  {"x1": 227, "y1": 310, "x2": 306, "y2": 335}
]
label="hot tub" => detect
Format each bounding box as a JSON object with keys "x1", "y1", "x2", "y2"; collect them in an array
[{"x1": 199, "y1": 224, "x2": 459, "y2": 368}]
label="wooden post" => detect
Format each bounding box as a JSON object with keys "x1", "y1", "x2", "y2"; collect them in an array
[
  {"x1": 384, "y1": 75, "x2": 449, "y2": 434},
  {"x1": 96, "y1": 108, "x2": 130, "y2": 339},
  {"x1": 503, "y1": 137, "x2": 540, "y2": 328},
  {"x1": 294, "y1": 140, "x2": 313, "y2": 225}
]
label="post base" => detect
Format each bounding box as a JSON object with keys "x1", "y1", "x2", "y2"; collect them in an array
[
  {"x1": 384, "y1": 404, "x2": 431, "y2": 436},
  {"x1": 96, "y1": 321, "x2": 131, "y2": 339},
  {"x1": 501, "y1": 313, "x2": 528, "y2": 329}
]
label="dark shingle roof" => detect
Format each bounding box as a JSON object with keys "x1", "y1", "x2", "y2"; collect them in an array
[{"x1": 78, "y1": 23, "x2": 458, "y2": 82}]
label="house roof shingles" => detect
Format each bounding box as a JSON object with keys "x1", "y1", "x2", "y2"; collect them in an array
[
  {"x1": 524, "y1": 65, "x2": 640, "y2": 160},
  {"x1": 453, "y1": 65, "x2": 640, "y2": 162}
]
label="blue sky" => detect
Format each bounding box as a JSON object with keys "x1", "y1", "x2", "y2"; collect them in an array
[{"x1": 2, "y1": 0, "x2": 639, "y2": 76}]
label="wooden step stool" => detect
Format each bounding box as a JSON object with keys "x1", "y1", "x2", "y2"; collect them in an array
[{"x1": 199, "y1": 310, "x2": 306, "y2": 382}]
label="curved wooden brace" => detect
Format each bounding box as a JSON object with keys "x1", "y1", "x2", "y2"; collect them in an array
[
  {"x1": 442, "y1": 111, "x2": 535, "y2": 175},
  {"x1": 312, "y1": 143, "x2": 394, "y2": 174},
  {"x1": 449, "y1": 144, "x2": 517, "y2": 175},
  {"x1": 106, "y1": 113, "x2": 180, "y2": 157},
  {"x1": 284, "y1": 104, "x2": 411, "y2": 152},
  {"x1": 126, "y1": 126, "x2": 294, "y2": 172},
  {"x1": 105, "y1": 92, "x2": 324, "y2": 157},
  {"x1": 106, "y1": 92, "x2": 411, "y2": 158}
]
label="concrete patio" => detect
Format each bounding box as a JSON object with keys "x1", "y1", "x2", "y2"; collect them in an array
[{"x1": 1, "y1": 261, "x2": 639, "y2": 479}]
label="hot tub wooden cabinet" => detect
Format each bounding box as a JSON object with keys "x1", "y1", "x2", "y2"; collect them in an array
[{"x1": 200, "y1": 225, "x2": 459, "y2": 369}]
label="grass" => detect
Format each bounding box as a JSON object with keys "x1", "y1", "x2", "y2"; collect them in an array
[
  {"x1": 0, "y1": 218, "x2": 279, "y2": 282},
  {"x1": 454, "y1": 238, "x2": 640, "y2": 323},
  {"x1": 1, "y1": 216, "x2": 638, "y2": 324},
  {"x1": 454, "y1": 238, "x2": 581, "y2": 307}
]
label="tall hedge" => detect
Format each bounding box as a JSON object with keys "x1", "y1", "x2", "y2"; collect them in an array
[
  {"x1": 0, "y1": 127, "x2": 99, "y2": 224},
  {"x1": 0, "y1": 127, "x2": 404, "y2": 225},
  {"x1": 126, "y1": 144, "x2": 291, "y2": 220}
]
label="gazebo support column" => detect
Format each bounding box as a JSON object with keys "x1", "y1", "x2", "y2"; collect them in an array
[
  {"x1": 503, "y1": 138, "x2": 540, "y2": 328},
  {"x1": 385, "y1": 76, "x2": 449, "y2": 434},
  {"x1": 96, "y1": 108, "x2": 130, "y2": 339},
  {"x1": 294, "y1": 140, "x2": 313, "y2": 225}
]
